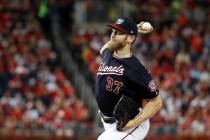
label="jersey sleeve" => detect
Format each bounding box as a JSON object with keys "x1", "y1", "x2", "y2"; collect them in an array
[
  {"x1": 139, "y1": 67, "x2": 159, "y2": 99},
  {"x1": 101, "y1": 48, "x2": 112, "y2": 60},
  {"x1": 142, "y1": 75, "x2": 159, "y2": 99},
  {"x1": 127, "y1": 58, "x2": 159, "y2": 100}
]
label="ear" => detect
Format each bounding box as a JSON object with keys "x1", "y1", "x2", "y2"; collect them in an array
[{"x1": 126, "y1": 35, "x2": 135, "y2": 44}]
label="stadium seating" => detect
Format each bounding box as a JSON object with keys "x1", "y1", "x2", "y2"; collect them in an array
[{"x1": 0, "y1": 7, "x2": 92, "y2": 137}]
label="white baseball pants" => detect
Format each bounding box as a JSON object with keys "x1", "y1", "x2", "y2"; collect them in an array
[{"x1": 97, "y1": 118, "x2": 150, "y2": 140}]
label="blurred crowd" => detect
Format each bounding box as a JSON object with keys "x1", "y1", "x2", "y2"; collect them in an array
[
  {"x1": 0, "y1": 3, "x2": 92, "y2": 137},
  {"x1": 0, "y1": 0, "x2": 210, "y2": 137},
  {"x1": 70, "y1": 0, "x2": 210, "y2": 136}
]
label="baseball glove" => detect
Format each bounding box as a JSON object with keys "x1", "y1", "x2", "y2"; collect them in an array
[{"x1": 113, "y1": 95, "x2": 139, "y2": 131}]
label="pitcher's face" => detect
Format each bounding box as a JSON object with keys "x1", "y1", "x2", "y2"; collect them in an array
[{"x1": 109, "y1": 30, "x2": 127, "y2": 51}]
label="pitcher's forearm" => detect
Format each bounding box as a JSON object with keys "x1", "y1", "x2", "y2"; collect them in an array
[
  {"x1": 134, "y1": 95, "x2": 162, "y2": 124},
  {"x1": 100, "y1": 40, "x2": 120, "y2": 54},
  {"x1": 123, "y1": 95, "x2": 162, "y2": 130},
  {"x1": 100, "y1": 41, "x2": 111, "y2": 54}
]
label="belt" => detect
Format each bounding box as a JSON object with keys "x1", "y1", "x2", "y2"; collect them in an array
[{"x1": 99, "y1": 111, "x2": 116, "y2": 124}]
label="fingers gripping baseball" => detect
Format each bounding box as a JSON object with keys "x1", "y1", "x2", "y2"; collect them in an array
[{"x1": 137, "y1": 22, "x2": 153, "y2": 34}]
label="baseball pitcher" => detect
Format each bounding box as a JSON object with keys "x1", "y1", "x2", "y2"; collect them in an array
[{"x1": 96, "y1": 17, "x2": 162, "y2": 140}]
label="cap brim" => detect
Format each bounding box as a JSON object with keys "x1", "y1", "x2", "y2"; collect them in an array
[{"x1": 107, "y1": 24, "x2": 127, "y2": 34}]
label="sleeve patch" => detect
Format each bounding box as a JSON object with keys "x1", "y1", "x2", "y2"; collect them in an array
[{"x1": 148, "y1": 80, "x2": 158, "y2": 92}]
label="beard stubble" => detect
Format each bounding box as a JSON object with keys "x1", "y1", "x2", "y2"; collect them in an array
[{"x1": 108, "y1": 37, "x2": 127, "y2": 51}]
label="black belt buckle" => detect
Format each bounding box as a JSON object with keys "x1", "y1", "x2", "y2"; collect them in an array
[{"x1": 100, "y1": 112, "x2": 116, "y2": 124}]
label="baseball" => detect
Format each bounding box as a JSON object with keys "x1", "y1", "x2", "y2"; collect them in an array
[{"x1": 142, "y1": 22, "x2": 152, "y2": 30}]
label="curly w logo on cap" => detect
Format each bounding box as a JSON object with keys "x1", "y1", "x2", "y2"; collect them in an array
[
  {"x1": 116, "y1": 19, "x2": 124, "y2": 24},
  {"x1": 107, "y1": 17, "x2": 138, "y2": 36}
]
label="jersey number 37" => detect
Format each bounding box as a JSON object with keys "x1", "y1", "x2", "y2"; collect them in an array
[{"x1": 106, "y1": 77, "x2": 123, "y2": 94}]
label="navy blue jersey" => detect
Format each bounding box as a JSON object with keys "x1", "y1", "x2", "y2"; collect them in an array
[{"x1": 96, "y1": 48, "x2": 159, "y2": 117}]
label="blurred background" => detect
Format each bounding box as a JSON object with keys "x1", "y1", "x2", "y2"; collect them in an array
[{"x1": 0, "y1": 0, "x2": 210, "y2": 140}]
